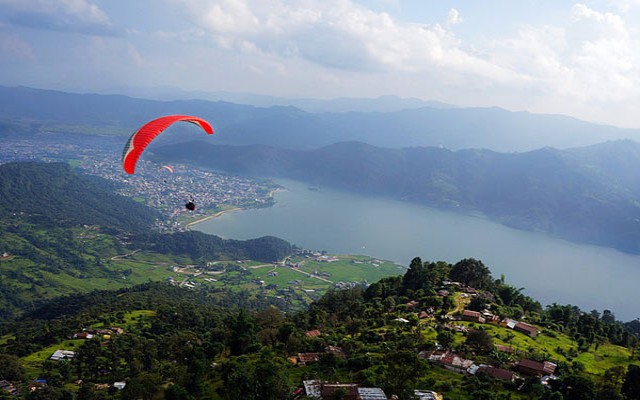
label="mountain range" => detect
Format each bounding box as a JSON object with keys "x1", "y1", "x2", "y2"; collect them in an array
[
  {"x1": 3, "y1": 85, "x2": 640, "y2": 254},
  {"x1": 2, "y1": 85, "x2": 639, "y2": 152}
]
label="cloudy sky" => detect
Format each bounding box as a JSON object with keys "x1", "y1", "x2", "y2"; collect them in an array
[{"x1": 1, "y1": 0, "x2": 640, "y2": 128}]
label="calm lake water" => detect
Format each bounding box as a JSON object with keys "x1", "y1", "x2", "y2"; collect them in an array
[{"x1": 194, "y1": 179, "x2": 640, "y2": 321}]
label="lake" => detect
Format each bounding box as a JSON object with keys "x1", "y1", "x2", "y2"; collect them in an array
[{"x1": 194, "y1": 178, "x2": 640, "y2": 321}]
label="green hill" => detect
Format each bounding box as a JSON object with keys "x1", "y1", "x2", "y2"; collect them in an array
[
  {"x1": 0, "y1": 257, "x2": 638, "y2": 400},
  {"x1": 0, "y1": 162, "x2": 158, "y2": 232},
  {"x1": 0, "y1": 162, "x2": 294, "y2": 321}
]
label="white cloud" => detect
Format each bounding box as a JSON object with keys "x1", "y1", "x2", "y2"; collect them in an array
[
  {"x1": 447, "y1": 8, "x2": 462, "y2": 26},
  {"x1": 483, "y1": 3, "x2": 640, "y2": 116},
  {"x1": 609, "y1": 0, "x2": 640, "y2": 12},
  {"x1": 3, "y1": 0, "x2": 639, "y2": 128},
  {"x1": 0, "y1": 0, "x2": 110, "y2": 24},
  {"x1": 0, "y1": 0, "x2": 117, "y2": 35},
  {"x1": 174, "y1": 0, "x2": 523, "y2": 88},
  {"x1": 567, "y1": 4, "x2": 640, "y2": 102}
]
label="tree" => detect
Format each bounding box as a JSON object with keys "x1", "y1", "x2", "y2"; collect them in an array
[
  {"x1": 601, "y1": 310, "x2": 616, "y2": 324},
  {"x1": 496, "y1": 284, "x2": 524, "y2": 307},
  {"x1": 550, "y1": 373, "x2": 596, "y2": 400},
  {"x1": 220, "y1": 356, "x2": 254, "y2": 400},
  {"x1": 164, "y1": 384, "x2": 194, "y2": 400},
  {"x1": 120, "y1": 372, "x2": 163, "y2": 400},
  {"x1": 252, "y1": 352, "x2": 291, "y2": 399},
  {"x1": 622, "y1": 364, "x2": 640, "y2": 400},
  {"x1": 227, "y1": 309, "x2": 257, "y2": 356},
  {"x1": 0, "y1": 354, "x2": 25, "y2": 381},
  {"x1": 220, "y1": 352, "x2": 290, "y2": 400},
  {"x1": 383, "y1": 350, "x2": 425, "y2": 399},
  {"x1": 449, "y1": 258, "x2": 493, "y2": 290},
  {"x1": 255, "y1": 306, "x2": 285, "y2": 346},
  {"x1": 436, "y1": 330, "x2": 456, "y2": 349},
  {"x1": 402, "y1": 257, "x2": 431, "y2": 294},
  {"x1": 465, "y1": 329, "x2": 494, "y2": 354}
]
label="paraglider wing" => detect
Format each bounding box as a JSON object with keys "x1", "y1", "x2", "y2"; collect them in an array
[
  {"x1": 122, "y1": 115, "x2": 213, "y2": 174},
  {"x1": 160, "y1": 165, "x2": 174, "y2": 173}
]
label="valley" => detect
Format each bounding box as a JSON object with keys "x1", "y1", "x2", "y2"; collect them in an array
[{"x1": 1, "y1": 87, "x2": 640, "y2": 399}]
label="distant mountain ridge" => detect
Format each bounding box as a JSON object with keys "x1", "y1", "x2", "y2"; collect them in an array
[
  {"x1": 1, "y1": 85, "x2": 639, "y2": 152},
  {"x1": 152, "y1": 139, "x2": 640, "y2": 254},
  {"x1": 99, "y1": 85, "x2": 456, "y2": 112}
]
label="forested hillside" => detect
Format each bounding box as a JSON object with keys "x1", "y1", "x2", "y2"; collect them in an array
[
  {"x1": 0, "y1": 162, "x2": 294, "y2": 321},
  {"x1": 1, "y1": 258, "x2": 639, "y2": 399},
  {"x1": 0, "y1": 162, "x2": 158, "y2": 232},
  {"x1": 153, "y1": 140, "x2": 640, "y2": 254}
]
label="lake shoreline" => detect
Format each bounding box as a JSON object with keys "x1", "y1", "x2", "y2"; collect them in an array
[
  {"x1": 186, "y1": 187, "x2": 283, "y2": 230},
  {"x1": 185, "y1": 207, "x2": 243, "y2": 230},
  {"x1": 192, "y1": 178, "x2": 640, "y2": 321}
]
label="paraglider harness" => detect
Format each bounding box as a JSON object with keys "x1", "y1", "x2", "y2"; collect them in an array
[{"x1": 185, "y1": 196, "x2": 196, "y2": 211}]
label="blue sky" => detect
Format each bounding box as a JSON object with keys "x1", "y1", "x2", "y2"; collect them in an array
[{"x1": 1, "y1": 0, "x2": 640, "y2": 128}]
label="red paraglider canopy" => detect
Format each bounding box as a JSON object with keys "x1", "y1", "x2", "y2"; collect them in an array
[{"x1": 122, "y1": 115, "x2": 213, "y2": 174}]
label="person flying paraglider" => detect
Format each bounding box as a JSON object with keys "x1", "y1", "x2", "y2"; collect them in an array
[
  {"x1": 121, "y1": 115, "x2": 213, "y2": 211},
  {"x1": 185, "y1": 196, "x2": 196, "y2": 211}
]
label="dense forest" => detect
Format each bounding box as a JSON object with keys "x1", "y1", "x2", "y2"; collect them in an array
[
  {"x1": 0, "y1": 162, "x2": 158, "y2": 232},
  {"x1": 1, "y1": 258, "x2": 640, "y2": 399}
]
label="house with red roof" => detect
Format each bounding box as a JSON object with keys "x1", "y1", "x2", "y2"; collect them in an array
[
  {"x1": 514, "y1": 322, "x2": 539, "y2": 337},
  {"x1": 461, "y1": 310, "x2": 485, "y2": 324},
  {"x1": 515, "y1": 359, "x2": 557, "y2": 376},
  {"x1": 477, "y1": 365, "x2": 519, "y2": 381},
  {"x1": 305, "y1": 329, "x2": 322, "y2": 337}
]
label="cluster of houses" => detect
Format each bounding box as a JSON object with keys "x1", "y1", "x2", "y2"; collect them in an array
[
  {"x1": 50, "y1": 349, "x2": 76, "y2": 361},
  {"x1": 301, "y1": 380, "x2": 387, "y2": 400},
  {"x1": 0, "y1": 380, "x2": 19, "y2": 396},
  {"x1": 405, "y1": 284, "x2": 558, "y2": 388},
  {"x1": 460, "y1": 309, "x2": 540, "y2": 337},
  {"x1": 296, "y1": 288, "x2": 558, "y2": 399},
  {"x1": 72, "y1": 326, "x2": 124, "y2": 341},
  {"x1": 420, "y1": 349, "x2": 557, "y2": 386},
  {"x1": 296, "y1": 330, "x2": 443, "y2": 399},
  {"x1": 296, "y1": 380, "x2": 443, "y2": 400},
  {"x1": 405, "y1": 306, "x2": 557, "y2": 387}
]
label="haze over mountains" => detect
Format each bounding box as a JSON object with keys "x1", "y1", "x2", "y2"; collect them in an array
[
  {"x1": 2, "y1": 85, "x2": 639, "y2": 152},
  {"x1": 99, "y1": 85, "x2": 456, "y2": 113}
]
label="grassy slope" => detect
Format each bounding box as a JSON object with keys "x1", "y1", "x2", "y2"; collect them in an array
[{"x1": 1, "y1": 221, "x2": 405, "y2": 313}]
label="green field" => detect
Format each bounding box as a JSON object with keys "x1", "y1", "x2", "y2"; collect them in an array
[
  {"x1": 21, "y1": 340, "x2": 85, "y2": 379},
  {"x1": 34, "y1": 245, "x2": 407, "y2": 310},
  {"x1": 184, "y1": 254, "x2": 406, "y2": 304},
  {"x1": 450, "y1": 320, "x2": 633, "y2": 376}
]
